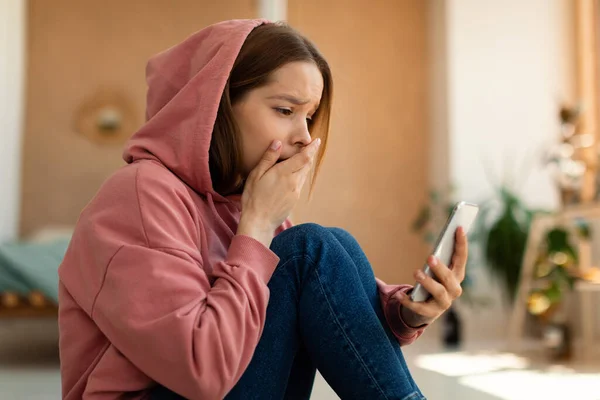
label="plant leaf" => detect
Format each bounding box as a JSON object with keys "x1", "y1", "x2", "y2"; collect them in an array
[{"x1": 411, "y1": 206, "x2": 431, "y2": 232}]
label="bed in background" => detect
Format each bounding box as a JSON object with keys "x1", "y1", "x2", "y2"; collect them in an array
[{"x1": 0, "y1": 228, "x2": 71, "y2": 318}]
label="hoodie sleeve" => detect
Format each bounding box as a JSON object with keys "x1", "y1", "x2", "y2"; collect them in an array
[
  {"x1": 89, "y1": 165, "x2": 279, "y2": 400},
  {"x1": 376, "y1": 279, "x2": 427, "y2": 346}
]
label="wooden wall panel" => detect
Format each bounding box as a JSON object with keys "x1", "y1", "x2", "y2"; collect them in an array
[{"x1": 289, "y1": 0, "x2": 430, "y2": 284}]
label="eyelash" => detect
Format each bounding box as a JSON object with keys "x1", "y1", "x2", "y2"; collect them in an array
[{"x1": 275, "y1": 108, "x2": 313, "y2": 123}]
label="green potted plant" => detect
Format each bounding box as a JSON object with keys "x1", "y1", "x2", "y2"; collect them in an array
[
  {"x1": 469, "y1": 186, "x2": 546, "y2": 306},
  {"x1": 526, "y1": 223, "x2": 587, "y2": 316},
  {"x1": 526, "y1": 223, "x2": 588, "y2": 361}
]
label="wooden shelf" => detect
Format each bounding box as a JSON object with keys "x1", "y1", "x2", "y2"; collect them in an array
[
  {"x1": 575, "y1": 281, "x2": 600, "y2": 291},
  {"x1": 561, "y1": 202, "x2": 600, "y2": 219},
  {"x1": 509, "y1": 202, "x2": 600, "y2": 360},
  {"x1": 0, "y1": 305, "x2": 58, "y2": 319},
  {"x1": 530, "y1": 280, "x2": 600, "y2": 291}
]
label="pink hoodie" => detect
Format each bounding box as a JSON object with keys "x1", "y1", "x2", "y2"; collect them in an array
[{"x1": 58, "y1": 19, "x2": 425, "y2": 400}]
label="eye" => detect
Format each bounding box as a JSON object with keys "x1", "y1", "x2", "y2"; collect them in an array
[{"x1": 275, "y1": 108, "x2": 293, "y2": 116}]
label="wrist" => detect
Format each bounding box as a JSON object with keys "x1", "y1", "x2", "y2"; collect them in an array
[
  {"x1": 237, "y1": 214, "x2": 274, "y2": 248},
  {"x1": 400, "y1": 305, "x2": 431, "y2": 329}
]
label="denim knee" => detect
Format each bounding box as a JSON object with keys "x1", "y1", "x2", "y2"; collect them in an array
[
  {"x1": 327, "y1": 227, "x2": 356, "y2": 245},
  {"x1": 269, "y1": 223, "x2": 348, "y2": 277},
  {"x1": 271, "y1": 223, "x2": 332, "y2": 252}
]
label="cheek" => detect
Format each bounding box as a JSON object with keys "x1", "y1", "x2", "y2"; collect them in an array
[{"x1": 240, "y1": 109, "x2": 284, "y2": 172}]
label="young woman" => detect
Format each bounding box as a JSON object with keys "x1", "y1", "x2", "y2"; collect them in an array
[{"x1": 58, "y1": 19, "x2": 468, "y2": 400}]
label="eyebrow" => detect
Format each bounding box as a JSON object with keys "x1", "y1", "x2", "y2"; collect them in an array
[{"x1": 267, "y1": 94, "x2": 319, "y2": 108}]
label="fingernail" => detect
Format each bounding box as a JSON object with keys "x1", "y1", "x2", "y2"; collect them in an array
[
  {"x1": 309, "y1": 139, "x2": 320, "y2": 152},
  {"x1": 397, "y1": 292, "x2": 406, "y2": 301},
  {"x1": 459, "y1": 227, "x2": 466, "y2": 237},
  {"x1": 271, "y1": 141, "x2": 281, "y2": 150},
  {"x1": 416, "y1": 271, "x2": 425, "y2": 281},
  {"x1": 429, "y1": 256, "x2": 438, "y2": 266},
  {"x1": 316, "y1": 138, "x2": 321, "y2": 147}
]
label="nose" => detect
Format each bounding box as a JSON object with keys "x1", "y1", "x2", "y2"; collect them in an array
[{"x1": 292, "y1": 119, "x2": 312, "y2": 148}]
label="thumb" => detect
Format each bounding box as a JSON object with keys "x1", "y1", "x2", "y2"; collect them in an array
[{"x1": 253, "y1": 140, "x2": 282, "y2": 177}]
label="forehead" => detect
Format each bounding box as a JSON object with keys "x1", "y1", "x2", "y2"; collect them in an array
[{"x1": 264, "y1": 62, "x2": 324, "y2": 100}]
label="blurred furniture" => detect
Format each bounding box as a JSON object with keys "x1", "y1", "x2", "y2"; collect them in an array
[
  {"x1": 0, "y1": 235, "x2": 69, "y2": 319},
  {"x1": 74, "y1": 89, "x2": 137, "y2": 146},
  {"x1": 0, "y1": 291, "x2": 57, "y2": 318},
  {"x1": 508, "y1": 203, "x2": 600, "y2": 359}
]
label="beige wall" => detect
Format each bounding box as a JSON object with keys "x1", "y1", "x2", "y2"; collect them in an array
[
  {"x1": 20, "y1": 0, "x2": 256, "y2": 236},
  {"x1": 289, "y1": 0, "x2": 430, "y2": 285}
]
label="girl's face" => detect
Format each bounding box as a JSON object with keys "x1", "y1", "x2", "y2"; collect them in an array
[{"x1": 232, "y1": 61, "x2": 324, "y2": 177}]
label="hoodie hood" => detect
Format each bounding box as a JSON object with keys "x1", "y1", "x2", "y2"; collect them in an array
[{"x1": 123, "y1": 19, "x2": 269, "y2": 201}]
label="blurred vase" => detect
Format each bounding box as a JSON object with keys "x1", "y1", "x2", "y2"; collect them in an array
[
  {"x1": 539, "y1": 302, "x2": 573, "y2": 361},
  {"x1": 542, "y1": 322, "x2": 572, "y2": 361},
  {"x1": 442, "y1": 306, "x2": 462, "y2": 348}
]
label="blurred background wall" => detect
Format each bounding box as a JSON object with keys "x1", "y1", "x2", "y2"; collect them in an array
[{"x1": 289, "y1": 0, "x2": 429, "y2": 285}]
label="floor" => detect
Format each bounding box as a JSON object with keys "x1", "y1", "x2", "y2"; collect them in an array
[{"x1": 1, "y1": 319, "x2": 599, "y2": 400}]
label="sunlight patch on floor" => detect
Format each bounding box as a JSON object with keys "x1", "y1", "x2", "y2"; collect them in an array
[
  {"x1": 414, "y1": 351, "x2": 529, "y2": 377},
  {"x1": 415, "y1": 350, "x2": 600, "y2": 400},
  {"x1": 459, "y1": 369, "x2": 600, "y2": 400}
]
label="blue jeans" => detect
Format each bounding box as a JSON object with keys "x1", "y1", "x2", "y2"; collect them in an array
[{"x1": 151, "y1": 224, "x2": 425, "y2": 400}]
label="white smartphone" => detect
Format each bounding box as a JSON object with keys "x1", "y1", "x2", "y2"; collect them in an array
[{"x1": 410, "y1": 201, "x2": 480, "y2": 302}]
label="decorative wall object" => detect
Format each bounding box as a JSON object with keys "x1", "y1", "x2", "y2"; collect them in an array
[{"x1": 74, "y1": 89, "x2": 136, "y2": 145}]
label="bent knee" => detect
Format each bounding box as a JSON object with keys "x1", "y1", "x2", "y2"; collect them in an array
[
  {"x1": 327, "y1": 227, "x2": 354, "y2": 241},
  {"x1": 278, "y1": 223, "x2": 329, "y2": 240},
  {"x1": 271, "y1": 223, "x2": 335, "y2": 254}
]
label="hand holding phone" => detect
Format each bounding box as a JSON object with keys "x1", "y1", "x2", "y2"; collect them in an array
[{"x1": 410, "y1": 201, "x2": 479, "y2": 303}]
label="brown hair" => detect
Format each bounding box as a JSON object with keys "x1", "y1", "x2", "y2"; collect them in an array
[{"x1": 209, "y1": 22, "x2": 333, "y2": 195}]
